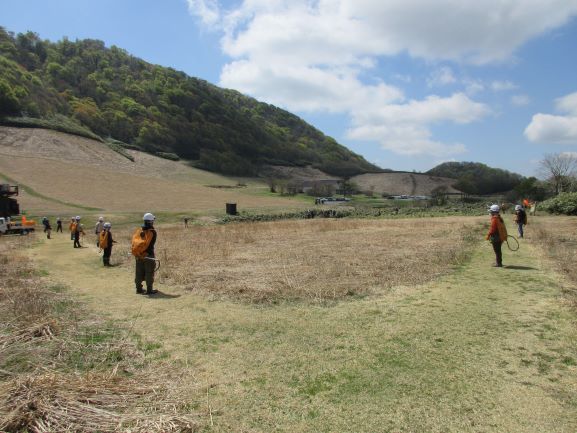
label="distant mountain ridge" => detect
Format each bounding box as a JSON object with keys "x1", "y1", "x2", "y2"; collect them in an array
[
  {"x1": 0, "y1": 27, "x2": 380, "y2": 177},
  {"x1": 427, "y1": 162, "x2": 524, "y2": 194}
]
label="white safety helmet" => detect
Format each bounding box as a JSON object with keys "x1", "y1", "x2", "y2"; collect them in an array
[
  {"x1": 489, "y1": 204, "x2": 500, "y2": 213},
  {"x1": 103, "y1": 222, "x2": 111, "y2": 229},
  {"x1": 143, "y1": 212, "x2": 155, "y2": 222},
  {"x1": 75, "y1": 215, "x2": 81, "y2": 220},
  {"x1": 515, "y1": 204, "x2": 522, "y2": 211},
  {"x1": 98, "y1": 216, "x2": 104, "y2": 222}
]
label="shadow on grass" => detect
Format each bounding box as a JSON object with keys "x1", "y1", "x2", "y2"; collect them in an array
[
  {"x1": 505, "y1": 265, "x2": 538, "y2": 271},
  {"x1": 148, "y1": 291, "x2": 181, "y2": 299}
]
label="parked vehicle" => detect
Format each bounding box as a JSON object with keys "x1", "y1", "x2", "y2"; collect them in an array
[
  {"x1": 0, "y1": 216, "x2": 36, "y2": 235},
  {"x1": 0, "y1": 184, "x2": 36, "y2": 235}
]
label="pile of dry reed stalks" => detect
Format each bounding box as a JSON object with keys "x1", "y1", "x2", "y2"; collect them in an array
[
  {"x1": 0, "y1": 372, "x2": 196, "y2": 433},
  {"x1": 0, "y1": 320, "x2": 57, "y2": 349}
]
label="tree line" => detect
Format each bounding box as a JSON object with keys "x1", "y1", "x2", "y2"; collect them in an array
[{"x1": 0, "y1": 28, "x2": 379, "y2": 177}]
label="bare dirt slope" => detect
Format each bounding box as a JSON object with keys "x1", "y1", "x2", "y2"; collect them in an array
[
  {"x1": 352, "y1": 172, "x2": 461, "y2": 196},
  {"x1": 0, "y1": 127, "x2": 303, "y2": 214}
]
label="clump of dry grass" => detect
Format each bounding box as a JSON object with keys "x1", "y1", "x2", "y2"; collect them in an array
[
  {"x1": 0, "y1": 238, "x2": 59, "y2": 365},
  {"x1": 0, "y1": 238, "x2": 199, "y2": 432},
  {"x1": 0, "y1": 373, "x2": 196, "y2": 433},
  {"x1": 530, "y1": 216, "x2": 577, "y2": 304},
  {"x1": 155, "y1": 217, "x2": 482, "y2": 303}
]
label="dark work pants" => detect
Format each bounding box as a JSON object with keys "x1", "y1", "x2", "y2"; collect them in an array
[
  {"x1": 74, "y1": 232, "x2": 81, "y2": 248},
  {"x1": 103, "y1": 246, "x2": 112, "y2": 266},
  {"x1": 492, "y1": 241, "x2": 503, "y2": 266},
  {"x1": 135, "y1": 258, "x2": 155, "y2": 291},
  {"x1": 56, "y1": 224, "x2": 62, "y2": 232},
  {"x1": 517, "y1": 223, "x2": 524, "y2": 238}
]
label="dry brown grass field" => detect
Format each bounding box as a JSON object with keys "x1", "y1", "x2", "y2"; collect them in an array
[
  {"x1": 3, "y1": 210, "x2": 577, "y2": 432},
  {"x1": 0, "y1": 126, "x2": 306, "y2": 214},
  {"x1": 531, "y1": 216, "x2": 577, "y2": 302},
  {"x1": 150, "y1": 217, "x2": 481, "y2": 302}
]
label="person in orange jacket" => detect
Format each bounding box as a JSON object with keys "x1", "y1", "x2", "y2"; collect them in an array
[
  {"x1": 486, "y1": 204, "x2": 507, "y2": 267},
  {"x1": 69, "y1": 217, "x2": 75, "y2": 240}
]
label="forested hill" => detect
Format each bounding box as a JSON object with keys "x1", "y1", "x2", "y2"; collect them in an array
[
  {"x1": 0, "y1": 28, "x2": 379, "y2": 177},
  {"x1": 427, "y1": 161, "x2": 523, "y2": 194}
]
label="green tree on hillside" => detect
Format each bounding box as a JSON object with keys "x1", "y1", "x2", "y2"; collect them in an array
[
  {"x1": 0, "y1": 78, "x2": 22, "y2": 115},
  {"x1": 427, "y1": 161, "x2": 523, "y2": 195},
  {"x1": 0, "y1": 26, "x2": 380, "y2": 177}
]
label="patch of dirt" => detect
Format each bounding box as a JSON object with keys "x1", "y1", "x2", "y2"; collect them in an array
[
  {"x1": 258, "y1": 165, "x2": 340, "y2": 181},
  {"x1": 352, "y1": 172, "x2": 461, "y2": 196},
  {"x1": 0, "y1": 127, "x2": 306, "y2": 213}
]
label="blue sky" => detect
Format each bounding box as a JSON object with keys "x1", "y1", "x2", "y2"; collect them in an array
[{"x1": 2, "y1": 0, "x2": 577, "y2": 176}]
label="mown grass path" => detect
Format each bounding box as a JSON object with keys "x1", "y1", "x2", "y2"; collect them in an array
[{"x1": 29, "y1": 221, "x2": 577, "y2": 433}]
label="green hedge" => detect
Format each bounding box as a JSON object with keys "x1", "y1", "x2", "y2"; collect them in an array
[
  {"x1": 540, "y1": 192, "x2": 577, "y2": 215},
  {"x1": 1, "y1": 115, "x2": 103, "y2": 142},
  {"x1": 105, "y1": 138, "x2": 135, "y2": 162},
  {"x1": 155, "y1": 152, "x2": 180, "y2": 161},
  {"x1": 217, "y1": 205, "x2": 486, "y2": 224}
]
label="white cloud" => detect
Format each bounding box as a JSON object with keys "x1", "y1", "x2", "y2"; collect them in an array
[
  {"x1": 221, "y1": 61, "x2": 403, "y2": 113},
  {"x1": 525, "y1": 91, "x2": 577, "y2": 144},
  {"x1": 463, "y1": 79, "x2": 485, "y2": 95},
  {"x1": 347, "y1": 93, "x2": 490, "y2": 156},
  {"x1": 188, "y1": 1, "x2": 577, "y2": 156},
  {"x1": 215, "y1": 0, "x2": 577, "y2": 65},
  {"x1": 186, "y1": 0, "x2": 221, "y2": 27},
  {"x1": 511, "y1": 94, "x2": 530, "y2": 106},
  {"x1": 427, "y1": 67, "x2": 457, "y2": 88},
  {"x1": 347, "y1": 123, "x2": 467, "y2": 157},
  {"x1": 524, "y1": 113, "x2": 577, "y2": 143},
  {"x1": 555, "y1": 91, "x2": 577, "y2": 115},
  {"x1": 491, "y1": 80, "x2": 518, "y2": 91}
]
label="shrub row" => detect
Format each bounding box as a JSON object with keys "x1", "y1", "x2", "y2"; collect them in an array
[
  {"x1": 540, "y1": 192, "x2": 577, "y2": 215},
  {"x1": 105, "y1": 139, "x2": 135, "y2": 162},
  {"x1": 1, "y1": 115, "x2": 103, "y2": 142},
  {"x1": 155, "y1": 151, "x2": 180, "y2": 161},
  {"x1": 218, "y1": 205, "x2": 486, "y2": 224}
]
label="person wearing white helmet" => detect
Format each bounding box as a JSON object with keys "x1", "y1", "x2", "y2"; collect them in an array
[
  {"x1": 99, "y1": 222, "x2": 116, "y2": 266},
  {"x1": 72, "y1": 216, "x2": 85, "y2": 248},
  {"x1": 513, "y1": 204, "x2": 527, "y2": 238},
  {"x1": 42, "y1": 217, "x2": 52, "y2": 240},
  {"x1": 486, "y1": 204, "x2": 507, "y2": 267},
  {"x1": 131, "y1": 212, "x2": 158, "y2": 294},
  {"x1": 95, "y1": 216, "x2": 105, "y2": 247}
]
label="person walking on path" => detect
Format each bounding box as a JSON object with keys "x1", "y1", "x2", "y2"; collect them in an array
[
  {"x1": 42, "y1": 217, "x2": 52, "y2": 239},
  {"x1": 513, "y1": 204, "x2": 527, "y2": 238},
  {"x1": 69, "y1": 217, "x2": 76, "y2": 240},
  {"x1": 184, "y1": 217, "x2": 189, "y2": 228},
  {"x1": 56, "y1": 217, "x2": 62, "y2": 233},
  {"x1": 99, "y1": 222, "x2": 116, "y2": 267},
  {"x1": 486, "y1": 204, "x2": 507, "y2": 267},
  {"x1": 72, "y1": 216, "x2": 84, "y2": 248},
  {"x1": 131, "y1": 212, "x2": 158, "y2": 295},
  {"x1": 94, "y1": 216, "x2": 105, "y2": 247}
]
